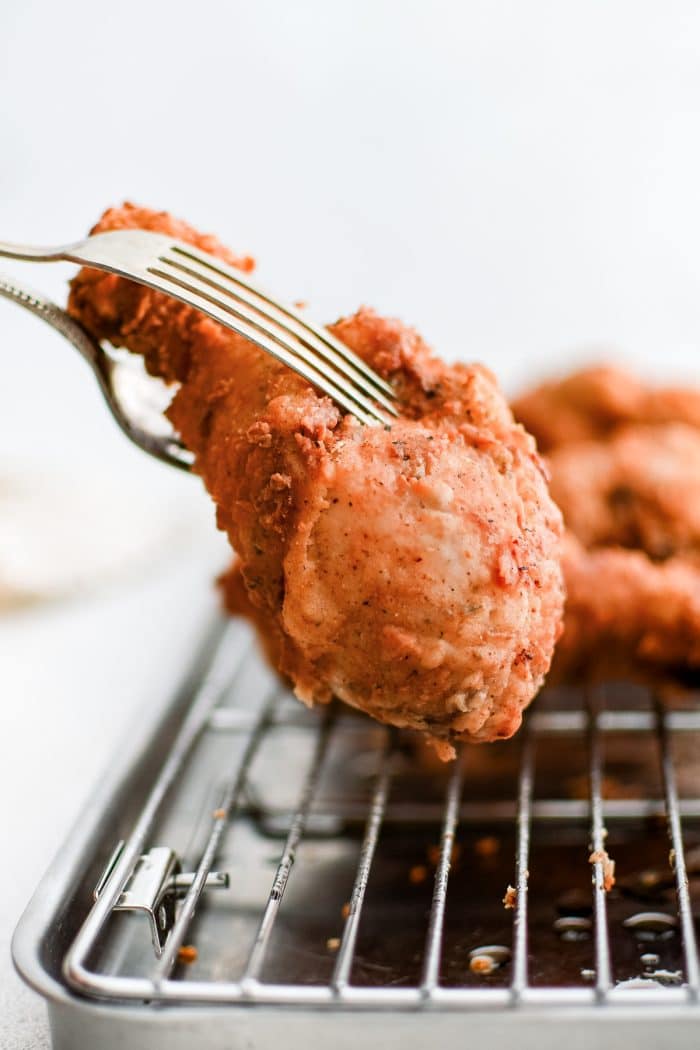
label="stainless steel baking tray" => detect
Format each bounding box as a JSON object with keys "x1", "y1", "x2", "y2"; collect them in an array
[{"x1": 13, "y1": 616, "x2": 700, "y2": 1049}]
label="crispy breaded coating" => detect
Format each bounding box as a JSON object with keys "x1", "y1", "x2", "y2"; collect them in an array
[
  {"x1": 554, "y1": 534, "x2": 700, "y2": 684},
  {"x1": 548, "y1": 424, "x2": 700, "y2": 562},
  {"x1": 68, "y1": 203, "x2": 565, "y2": 753},
  {"x1": 512, "y1": 364, "x2": 700, "y2": 453}
]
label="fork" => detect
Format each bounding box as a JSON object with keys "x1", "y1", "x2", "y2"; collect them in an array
[
  {"x1": 0, "y1": 230, "x2": 399, "y2": 427},
  {"x1": 0, "y1": 274, "x2": 195, "y2": 471}
]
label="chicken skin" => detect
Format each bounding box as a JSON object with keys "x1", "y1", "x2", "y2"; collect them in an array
[
  {"x1": 512, "y1": 364, "x2": 700, "y2": 453},
  {"x1": 68, "y1": 204, "x2": 565, "y2": 755}
]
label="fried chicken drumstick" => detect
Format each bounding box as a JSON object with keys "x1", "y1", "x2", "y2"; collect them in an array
[{"x1": 68, "y1": 204, "x2": 564, "y2": 754}]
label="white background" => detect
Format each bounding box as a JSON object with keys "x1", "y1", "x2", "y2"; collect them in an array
[{"x1": 2, "y1": 2, "x2": 700, "y2": 1045}]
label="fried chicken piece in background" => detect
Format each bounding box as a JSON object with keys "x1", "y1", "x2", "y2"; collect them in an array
[
  {"x1": 554, "y1": 534, "x2": 700, "y2": 685},
  {"x1": 68, "y1": 203, "x2": 565, "y2": 755},
  {"x1": 512, "y1": 363, "x2": 700, "y2": 686},
  {"x1": 512, "y1": 364, "x2": 700, "y2": 453},
  {"x1": 547, "y1": 423, "x2": 700, "y2": 562}
]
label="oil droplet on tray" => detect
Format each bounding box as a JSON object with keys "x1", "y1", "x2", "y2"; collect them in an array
[
  {"x1": 468, "y1": 944, "x2": 511, "y2": 975},
  {"x1": 554, "y1": 916, "x2": 592, "y2": 941},
  {"x1": 623, "y1": 912, "x2": 678, "y2": 942}
]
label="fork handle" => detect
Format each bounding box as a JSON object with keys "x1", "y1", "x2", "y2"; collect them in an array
[
  {"x1": 0, "y1": 274, "x2": 100, "y2": 365},
  {"x1": 0, "y1": 240, "x2": 70, "y2": 262}
]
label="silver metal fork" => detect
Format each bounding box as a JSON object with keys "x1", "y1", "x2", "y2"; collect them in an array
[
  {"x1": 0, "y1": 230, "x2": 399, "y2": 427},
  {"x1": 0, "y1": 275, "x2": 194, "y2": 471}
]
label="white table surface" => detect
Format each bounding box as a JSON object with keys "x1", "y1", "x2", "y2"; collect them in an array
[{"x1": 4, "y1": 3, "x2": 700, "y2": 1046}]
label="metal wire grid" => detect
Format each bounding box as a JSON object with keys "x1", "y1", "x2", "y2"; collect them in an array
[{"x1": 63, "y1": 624, "x2": 700, "y2": 1008}]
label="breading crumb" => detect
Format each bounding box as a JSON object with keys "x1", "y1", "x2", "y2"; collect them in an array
[
  {"x1": 589, "y1": 848, "x2": 616, "y2": 891},
  {"x1": 177, "y1": 945, "x2": 198, "y2": 964},
  {"x1": 503, "y1": 884, "x2": 517, "y2": 909}
]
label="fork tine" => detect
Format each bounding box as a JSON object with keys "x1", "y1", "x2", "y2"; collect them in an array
[
  {"x1": 146, "y1": 264, "x2": 392, "y2": 426},
  {"x1": 160, "y1": 251, "x2": 399, "y2": 418},
  {"x1": 165, "y1": 242, "x2": 398, "y2": 407},
  {"x1": 141, "y1": 267, "x2": 389, "y2": 426}
]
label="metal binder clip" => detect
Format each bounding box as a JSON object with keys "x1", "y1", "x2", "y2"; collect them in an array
[{"x1": 94, "y1": 842, "x2": 229, "y2": 955}]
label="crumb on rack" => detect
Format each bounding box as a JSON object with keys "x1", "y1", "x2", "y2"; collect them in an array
[
  {"x1": 177, "y1": 945, "x2": 198, "y2": 964},
  {"x1": 341, "y1": 902, "x2": 351, "y2": 919},
  {"x1": 212, "y1": 808, "x2": 227, "y2": 820},
  {"x1": 589, "y1": 848, "x2": 616, "y2": 891},
  {"x1": 326, "y1": 937, "x2": 340, "y2": 951},
  {"x1": 474, "y1": 836, "x2": 500, "y2": 858},
  {"x1": 503, "y1": 884, "x2": 517, "y2": 909},
  {"x1": 409, "y1": 864, "x2": 428, "y2": 884},
  {"x1": 429, "y1": 738, "x2": 457, "y2": 762}
]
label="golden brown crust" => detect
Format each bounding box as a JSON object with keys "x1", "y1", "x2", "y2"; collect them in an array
[
  {"x1": 554, "y1": 534, "x2": 700, "y2": 685},
  {"x1": 512, "y1": 364, "x2": 700, "y2": 453},
  {"x1": 69, "y1": 203, "x2": 565, "y2": 750},
  {"x1": 548, "y1": 424, "x2": 700, "y2": 562}
]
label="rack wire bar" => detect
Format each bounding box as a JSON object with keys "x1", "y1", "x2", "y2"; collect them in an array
[
  {"x1": 420, "y1": 754, "x2": 464, "y2": 995},
  {"x1": 587, "y1": 687, "x2": 613, "y2": 1000},
  {"x1": 510, "y1": 725, "x2": 535, "y2": 1000},
  {"x1": 242, "y1": 709, "x2": 336, "y2": 985},
  {"x1": 524, "y1": 709, "x2": 700, "y2": 733},
  {"x1": 154, "y1": 689, "x2": 280, "y2": 982},
  {"x1": 655, "y1": 696, "x2": 700, "y2": 1001},
  {"x1": 212, "y1": 707, "x2": 700, "y2": 736},
  {"x1": 242, "y1": 796, "x2": 700, "y2": 825},
  {"x1": 332, "y1": 730, "x2": 395, "y2": 993}
]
